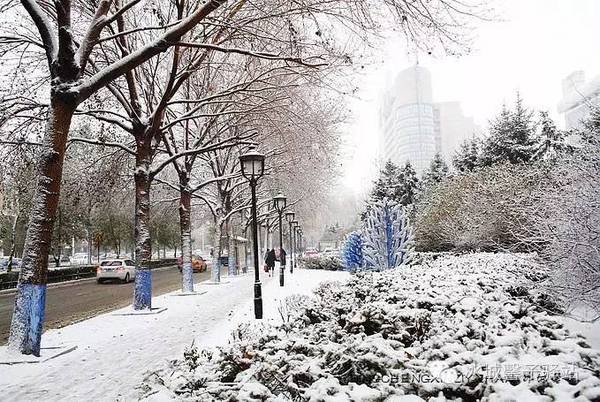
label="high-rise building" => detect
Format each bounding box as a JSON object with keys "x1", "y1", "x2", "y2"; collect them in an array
[
  {"x1": 380, "y1": 66, "x2": 436, "y2": 174},
  {"x1": 558, "y1": 71, "x2": 600, "y2": 130},
  {"x1": 380, "y1": 65, "x2": 478, "y2": 174},
  {"x1": 434, "y1": 102, "x2": 479, "y2": 163}
]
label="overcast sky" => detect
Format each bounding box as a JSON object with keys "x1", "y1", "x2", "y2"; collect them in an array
[{"x1": 340, "y1": 0, "x2": 600, "y2": 195}]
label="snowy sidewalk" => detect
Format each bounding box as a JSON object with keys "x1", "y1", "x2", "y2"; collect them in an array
[{"x1": 0, "y1": 268, "x2": 348, "y2": 402}]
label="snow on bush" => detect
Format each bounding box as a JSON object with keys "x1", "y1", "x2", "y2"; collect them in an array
[
  {"x1": 138, "y1": 253, "x2": 600, "y2": 401},
  {"x1": 302, "y1": 256, "x2": 344, "y2": 271},
  {"x1": 363, "y1": 197, "x2": 414, "y2": 270}
]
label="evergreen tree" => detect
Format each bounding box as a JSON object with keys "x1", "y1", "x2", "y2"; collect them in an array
[
  {"x1": 481, "y1": 93, "x2": 537, "y2": 166},
  {"x1": 580, "y1": 105, "x2": 600, "y2": 145},
  {"x1": 533, "y1": 111, "x2": 571, "y2": 161},
  {"x1": 398, "y1": 161, "x2": 420, "y2": 206},
  {"x1": 369, "y1": 160, "x2": 404, "y2": 203},
  {"x1": 362, "y1": 160, "x2": 402, "y2": 220},
  {"x1": 453, "y1": 137, "x2": 480, "y2": 173},
  {"x1": 363, "y1": 197, "x2": 413, "y2": 270},
  {"x1": 423, "y1": 153, "x2": 449, "y2": 188},
  {"x1": 362, "y1": 160, "x2": 421, "y2": 221}
]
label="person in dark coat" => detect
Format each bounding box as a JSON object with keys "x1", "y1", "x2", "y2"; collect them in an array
[
  {"x1": 265, "y1": 249, "x2": 276, "y2": 277},
  {"x1": 278, "y1": 248, "x2": 287, "y2": 267}
]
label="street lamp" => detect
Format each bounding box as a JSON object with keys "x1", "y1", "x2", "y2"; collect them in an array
[
  {"x1": 297, "y1": 227, "x2": 303, "y2": 255},
  {"x1": 239, "y1": 145, "x2": 265, "y2": 319},
  {"x1": 273, "y1": 192, "x2": 287, "y2": 286},
  {"x1": 285, "y1": 211, "x2": 295, "y2": 274},
  {"x1": 291, "y1": 220, "x2": 299, "y2": 272}
]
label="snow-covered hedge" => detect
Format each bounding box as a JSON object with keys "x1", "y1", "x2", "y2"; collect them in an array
[
  {"x1": 302, "y1": 256, "x2": 344, "y2": 271},
  {"x1": 139, "y1": 253, "x2": 600, "y2": 401}
]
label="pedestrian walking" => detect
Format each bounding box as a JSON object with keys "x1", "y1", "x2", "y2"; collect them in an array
[
  {"x1": 277, "y1": 248, "x2": 286, "y2": 266},
  {"x1": 265, "y1": 249, "x2": 276, "y2": 277}
]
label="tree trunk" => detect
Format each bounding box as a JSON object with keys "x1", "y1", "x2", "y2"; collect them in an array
[
  {"x1": 263, "y1": 224, "x2": 269, "y2": 260},
  {"x1": 227, "y1": 220, "x2": 236, "y2": 276},
  {"x1": 86, "y1": 226, "x2": 92, "y2": 265},
  {"x1": 8, "y1": 97, "x2": 75, "y2": 356},
  {"x1": 133, "y1": 137, "x2": 153, "y2": 310},
  {"x1": 56, "y1": 209, "x2": 62, "y2": 268},
  {"x1": 211, "y1": 221, "x2": 222, "y2": 283},
  {"x1": 179, "y1": 184, "x2": 193, "y2": 293},
  {"x1": 7, "y1": 212, "x2": 19, "y2": 273}
]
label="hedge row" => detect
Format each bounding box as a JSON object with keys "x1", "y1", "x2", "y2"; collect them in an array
[{"x1": 301, "y1": 256, "x2": 344, "y2": 271}]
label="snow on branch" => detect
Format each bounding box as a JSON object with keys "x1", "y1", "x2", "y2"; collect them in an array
[
  {"x1": 76, "y1": 0, "x2": 113, "y2": 72},
  {"x1": 173, "y1": 42, "x2": 327, "y2": 68},
  {"x1": 20, "y1": 0, "x2": 57, "y2": 68},
  {"x1": 149, "y1": 136, "x2": 254, "y2": 179},
  {"x1": 67, "y1": 137, "x2": 136, "y2": 155},
  {"x1": 79, "y1": 0, "x2": 228, "y2": 100}
]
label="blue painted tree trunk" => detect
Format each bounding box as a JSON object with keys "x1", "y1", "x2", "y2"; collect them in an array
[
  {"x1": 9, "y1": 284, "x2": 47, "y2": 356},
  {"x1": 134, "y1": 270, "x2": 152, "y2": 308},
  {"x1": 8, "y1": 99, "x2": 75, "y2": 356}
]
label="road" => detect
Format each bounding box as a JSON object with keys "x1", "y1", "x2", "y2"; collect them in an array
[{"x1": 0, "y1": 266, "x2": 214, "y2": 344}]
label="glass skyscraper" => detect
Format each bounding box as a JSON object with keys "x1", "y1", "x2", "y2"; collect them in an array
[{"x1": 380, "y1": 65, "x2": 478, "y2": 173}]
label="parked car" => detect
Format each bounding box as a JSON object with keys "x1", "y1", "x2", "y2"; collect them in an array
[
  {"x1": 177, "y1": 255, "x2": 208, "y2": 273},
  {"x1": 199, "y1": 253, "x2": 214, "y2": 271},
  {"x1": 96, "y1": 259, "x2": 136, "y2": 283}
]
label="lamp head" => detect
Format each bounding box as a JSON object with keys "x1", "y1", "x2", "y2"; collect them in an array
[
  {"x1": 239, "y1": 145, "x2": 265, "y2": 181},
  {"x1": 273, "y1": 192, "x2": 287, "y2": 213},
  {"x1": 285, "y1": 210, "x2": 295, "y2": 222}
]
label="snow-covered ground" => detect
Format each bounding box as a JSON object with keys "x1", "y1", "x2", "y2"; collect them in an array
[
  {"x1": 3, "y1": 253, "x2": 599, "y2": 402},
  {"x1": 140, "y1": 253, "x2": 600, "y2": 402},
  {"x1": 0, "y1": 268, "x2": 348, "y2": 401}
]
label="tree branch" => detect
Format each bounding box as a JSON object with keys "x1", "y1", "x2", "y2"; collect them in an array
[{"x1": 20, "y1": 0, "x2": 58, "y2": 69}]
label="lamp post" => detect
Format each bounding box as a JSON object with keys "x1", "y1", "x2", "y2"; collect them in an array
[
  {"x1": 239, "y1": 145, "x2": 265, "y2": 319},
  {"x1": 273, "y1": 192, "x2": 287, "y2": 287},
  {"x1": 297, "y1": 227, "x2": 303, "y2": 255},
  {"x1": 291, "y1": 220, "x2": 299, "y2": 272},
  {"x1": 285, "y1": 211, "x2": 295, "y2": 274}
]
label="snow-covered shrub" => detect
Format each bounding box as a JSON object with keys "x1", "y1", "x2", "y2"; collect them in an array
[
  {"x1": 303, "y1": 256, "x2": 344, "y2": 271},
  {"x1": 363, "y1": 197, "x2": 414, "y2": 269},
  {"x1": 415, "y1": 163, "x2": 544, "y2": 252},
  {"x1": 342, "y1": 231, "x2": 364, "y2": 272},
  {"x1": 521, "y1": 147, "x2": 600, "y2": 312},
  {"x1": 140, "y1": 253, "x2": 600, "y2": 402},
  {"x1": 277, "y1": 294, "x2": 313, "y2": 325}
]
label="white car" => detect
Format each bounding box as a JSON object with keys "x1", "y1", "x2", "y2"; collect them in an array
[{"x1": 96, "y1": 259, "x2": 136, "y2": 283}]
